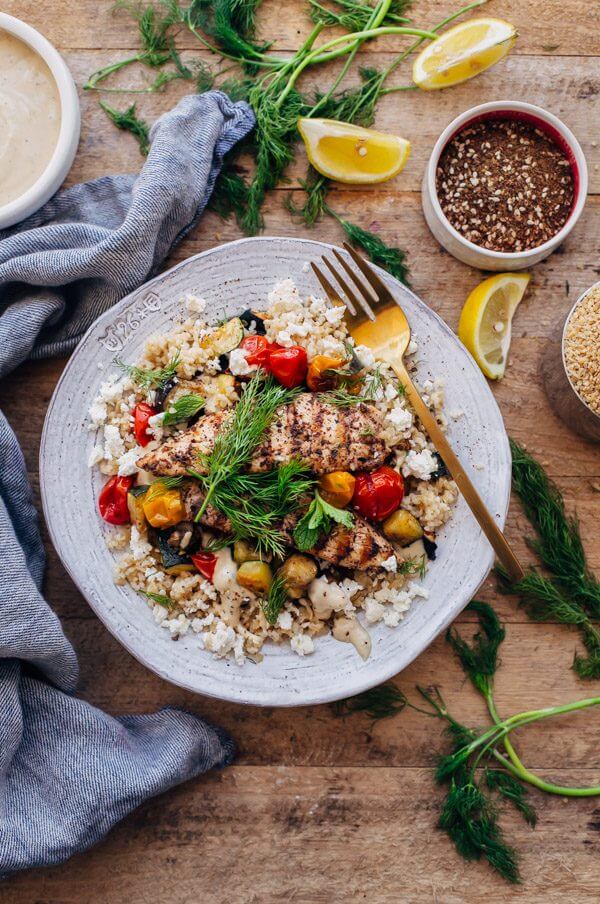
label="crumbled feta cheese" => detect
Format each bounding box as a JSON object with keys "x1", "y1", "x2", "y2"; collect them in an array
[
  {"x1": 402, "y1": 448, "x2": 438, "y2": 481},
  {"x1": 385, "y1": 382, "x2": 399, "y2": 401},
  {"x1": 192, "y1": 613, "x2": 215, "y2": 632},
  {"x1": 449, "y1": 409, "x2": 465, "y2": 420},
  {"x1": 87, "y1": 443, "x2": 104, "y2": 467},
  {"x1": 88, "y1": 400, "x2": 108, "y2": 429},
  {"x1": 117, "y1": 445, "x2": 143, "y2": 477},
  {"x1": 130, "y1": 525, "x2": 153, "y2": 562},
  {"x1": 386, "y1": 403, "x2": 413, "y2": 435},
  {"x1": 99, "y1": 378, "x2": 129, "y2": 405},
  {"x1": 406, "y1": 581, "x2": 429, "y2": 601},
  {"x1": 228, "y1": 346, "x2": 256, "y2": 376},
  {"x1": 474, "y1": 462, "x2": 485, "y2": 471},
  {"x1": 354, "y1": 344, "x2": 376, "y2": 368},
  {"x1": 147, "y1": 412, "x2": 165, "y2": 442},
  {"x1": 406, "y1": 338, "x2": 418, "y2": 356},
  {"x1": 324, "y1": 305, "x2": 345, "y2": 326},
  {"x1": 163, "y1": 614, "x2": 190, "y2": 638},
  {"x1": 103, "y1": 424, "x2": 125, "y2": 462},
  {"x1": 277, "y1": 610, "x2": 293, "y2": 631},
  {"x1": 364, "y1": 598, "x2": 386, "y2": 624},
  {"x1": 185, "y1": 293, "x2": 207, "y2": 314},
  {"x1": 383, "y1": 609, "x2": 402, "y2": 628},
  {"x1": 202, "y1": 619, "x2": 237, "y2": 658},
  {"x1": 380, "y1": 554, "x2": 398, "y2": 573},
  {"x1": 290, "y1": 633, "x2": 315, "y2": 656}
]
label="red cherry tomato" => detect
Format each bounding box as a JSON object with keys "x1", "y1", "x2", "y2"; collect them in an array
[
  {"x1": 240, "y1": 336, "x2": 280, "y2": 370},
  {"x1": 191, "y1": 551, "x2": 218, "y2": 582},
  {"x1": 352, "y1": 466, "x2": 404, "y2": 521},
  {"x1": 268, "y1": 346, "x2": 308, "y2": 389},
  {"x1": 99, "y1": 475, "x2": 134, "y2": 525},
  {"x1": 133, "y1": 402, "x2": 157, "y2": 447}
]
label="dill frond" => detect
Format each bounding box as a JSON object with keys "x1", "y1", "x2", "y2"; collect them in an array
[
  {"x1": 484, "y1": 769, "x2": 537, "y2": 827},
  {"x1": 509, "y1": 439, "x2": 600, "y2": 619},
  {"x1": 261, "y1": 575, "x2": 288, "y2": 625},
  {"x1": 445, "y1": 600, "x2": 505, "y2": 697},
  {"x1": 334, "y1": 217, "x2": 411, "y2": 286},
  {"x1": 331, "y1": 681, "x2": 408, "y2": 721},
  {"x1": 115, "y1": 351, "x2": 180, "y2": 389},
  {"x1": 99, "y1": 102, "x2": 151, "y2": 156}
]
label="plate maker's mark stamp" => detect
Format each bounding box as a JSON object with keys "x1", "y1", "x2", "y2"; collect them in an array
[{"x1": 98, "y1": 292, "x2": 162, "y2": 352}]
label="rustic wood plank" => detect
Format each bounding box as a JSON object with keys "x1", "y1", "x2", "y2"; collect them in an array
[
  {"x1": 5, "y1": 0, "x2": 600, "y2": 56},
  {"x1": 0, "y1": 766, "x2": 598, "y2": 904},
  {"x1": 58, "y1": 51, "x2": 600, "y2": 194},
  {"x1": 55, "y1": 614, "x2": 600, "y2": 770}
]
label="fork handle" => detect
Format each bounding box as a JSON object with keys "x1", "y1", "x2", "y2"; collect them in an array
[{"x1": 393, "y1": 362, "x2": 524, "y2": 583}]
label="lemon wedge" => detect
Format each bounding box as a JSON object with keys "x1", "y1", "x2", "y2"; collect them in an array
[
  {"x1": 413, "y1": 17, "x2": 517, "y2": 90},
  {"x1": 297, "y1": 118, "x2": 410, "y2": 184},
  {"x1": 458, "y1": 273, "x2": 530, "y2": 380}
]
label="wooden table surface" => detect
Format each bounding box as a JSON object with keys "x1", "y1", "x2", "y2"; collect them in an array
[{"x1": 1, "y1": 1, "x2": 599, "y2": 901}]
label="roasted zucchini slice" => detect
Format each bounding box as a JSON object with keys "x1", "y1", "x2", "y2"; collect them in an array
[
  {"x1": 200, "y1": 317, "x2": 244, "y2": 357},
  {"x1": 127, "y1": 486, "x2": 148, "y2": 531}
]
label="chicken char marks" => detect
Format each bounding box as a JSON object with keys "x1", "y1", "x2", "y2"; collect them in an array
[
  {"x1": 182, "y1": 483, "x2": 394, "y2": 571},
  {"x1": 137, "y1": 393, "x2": 389, "y2": 477}
]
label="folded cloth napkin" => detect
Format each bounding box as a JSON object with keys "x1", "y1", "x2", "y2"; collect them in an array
[{"x1": 0, "y1": 92, "x2": 255, "y2": 877}]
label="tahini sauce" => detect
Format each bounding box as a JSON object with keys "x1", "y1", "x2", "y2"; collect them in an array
[{"x1": 0, "y1": 30, "x2": 61, "y2": 206}]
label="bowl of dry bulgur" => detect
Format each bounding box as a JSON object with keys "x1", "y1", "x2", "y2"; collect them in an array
[{"x1": 543, "y1": 281, "x2": 600, "y2": 443}]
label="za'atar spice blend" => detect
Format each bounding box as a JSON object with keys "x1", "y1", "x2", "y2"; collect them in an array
[{"x1": 436, "y1": 119, "x2": 575, "y2": 253}]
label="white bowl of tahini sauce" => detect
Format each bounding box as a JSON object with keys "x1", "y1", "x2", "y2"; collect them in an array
[{"x1": 0, "y1": 14, "x2": 80, "y2": 229}]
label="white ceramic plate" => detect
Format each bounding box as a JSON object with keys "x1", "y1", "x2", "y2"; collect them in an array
[{"x1": 40, "y1": 237, "x2": 511, "y2": 707}]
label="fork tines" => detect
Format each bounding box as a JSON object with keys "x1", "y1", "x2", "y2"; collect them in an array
[{"x1": 311, "y1": 242, "x2": 394, "y2": 323}]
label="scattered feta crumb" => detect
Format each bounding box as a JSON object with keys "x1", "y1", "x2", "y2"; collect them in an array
[
  {"x1": 88, "y1": 400, "x2": 108, "y2": 429},
  {"x1": 290, "y1": 633, "x2": 315, "y2": 657},
  {"x1": 103, "y1": 424, "x2": 125, "y2": 462},
  {"x1": 87, "y1": 443, "x2": 104, "y2": 467},
  {"x1": 354, "y1": 344, "x2": 376, "y2": 367},
  {"x1": 402, "y1": 448, "x2": 438, "y2": 481},
  {"x1": 448, "y1": 409, "x2": 465, "y2": 420},
  {"x1": 117, "y1": 445, "x2": 143, "y2": 476},
  {"x1": 380, "y1": 555, "x2": 398, "y2": 573},
  {"x1": 277, "y1": 611, "x2": 293, "y2": 631},
  {"x1": 185, "y1": 294, "x2": 207, "y2": 314},
  {"x1": 406, "y1": 338, "x2": 418, "y2": 356},
  {"x1": 386, "y1": 403, "x2": 413, "y2": 435},
  {"x1": 474, "y1": 462, "x2": 485, "y2": 471},
  {"x1": 130, "y1": 525, "x2": 153, "y2": 562},
  {"x1": 228, "y1": 346, "x2": 256, "y2": 376}
]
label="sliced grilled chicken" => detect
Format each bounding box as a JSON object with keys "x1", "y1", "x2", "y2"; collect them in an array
[
  {"x1": 137, "y1": 393, "x2": 389, "y2": 477},
  {"x1": 182, "y1": 483, "x2": 394, "y2": 571}
]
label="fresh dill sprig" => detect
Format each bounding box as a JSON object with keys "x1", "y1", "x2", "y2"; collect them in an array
[
  {"x1": 320, "y1": 363, "x2": 384, "y2": 407},
  {"x1": 188, "y1": 374, "x2": 305, "y2": 556},
  {"x1": 497, "y1": 440, "x2": 600, "y2": 678},
  {"x1": 509, "y1": 439, "x2": 600, "y2": 618},
  {"x1": 484, "y1": 769, "x2": 537, "y2": 827},
  {"x1": 331, "y1": 681, "x2": 409, "y2": 720},
  {"x1": 99, "y1": 102, "x2": 151, "y2": 156},
  {"x1": 261, "y1": 575, "x2": 288, "y2": 625},
  {"x1": 162, "y1": 393, "x2": 205, "y2": 426},
  {"x1": 115, "y1": 352, "x2": 181, "y2": 390},
  {"x1": 331, "y1": 212, "x2": 411, "y2": 286},
  {"x1": 310, "y1": 0, "x2": 412, "y2": 32},
  {"x1": 208, "y1": 164, "x2": 250, "y2": 226}
]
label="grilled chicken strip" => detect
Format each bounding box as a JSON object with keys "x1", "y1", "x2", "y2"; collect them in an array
[
  {"x1": 182, "y1": 483, "x2": 394, "y2": 571},
  {"x1": 137, "y1": 393, "x2": 389, "y2": 477}
]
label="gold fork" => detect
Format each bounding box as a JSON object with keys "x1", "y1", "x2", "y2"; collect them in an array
[{"x1": 312, "y1": 242, "x2": 525, "y2": 582}]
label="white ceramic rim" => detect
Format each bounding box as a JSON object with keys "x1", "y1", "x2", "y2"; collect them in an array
[
  {"x1": 561, "y1": 279, "x2": 600, "y2": 421},
  {"x1": 426, "y1": 100, "x2": 589, "y2": 262},
  {"x1": 39, "y1": 237, "x2": 512, "y2": 707},
  {"x1": 0, "y1": 13, "x2": 80, "y2": 225}
]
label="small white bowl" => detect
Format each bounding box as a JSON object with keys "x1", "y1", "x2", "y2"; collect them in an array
[
  {"x1": 422, "y1": 101, "x2": 588, "y2": 271},
  {"x1": 0, "y1": 14, "x2": 80, "y2": 230}
]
